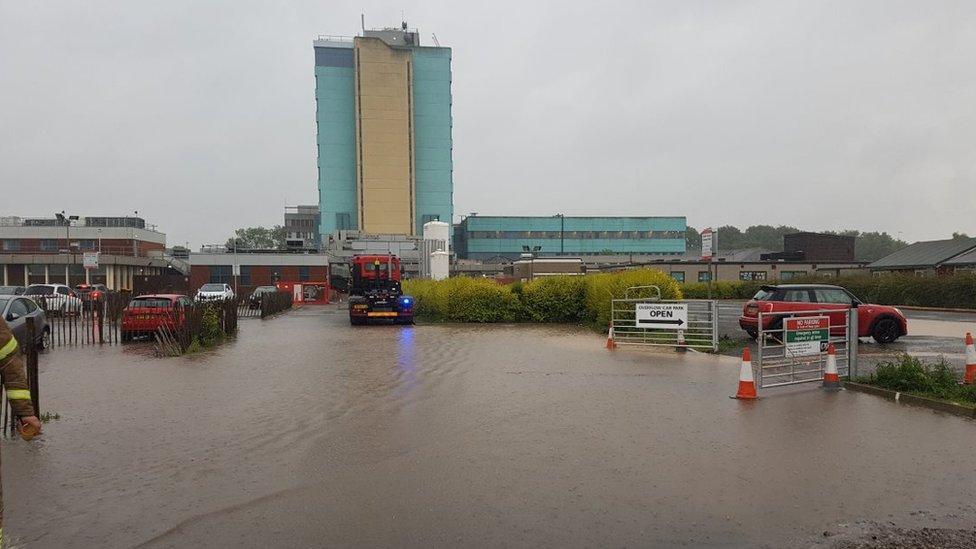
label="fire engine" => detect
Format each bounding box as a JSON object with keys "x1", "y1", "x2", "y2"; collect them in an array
[{"x1": 347, "y1": 255, "x2": 414, "y2": 325}]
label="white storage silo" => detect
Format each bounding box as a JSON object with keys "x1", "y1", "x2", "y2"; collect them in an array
[
  {"x1": 430, "y1": 250, "x2": 450, "y2": 281},
  {"x1": 421, "y1": 221, "x2": 450, "y2": 278}
]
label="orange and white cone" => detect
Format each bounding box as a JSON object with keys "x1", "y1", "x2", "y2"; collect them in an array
[
  {"x1": 965, "y1": 332, "x2": 976, "y2": 385},
  {"x1": 822, "y1": 343, "x2": 841, "y2": 390},
  {"x1": 606, "y1": 322, "x2": 617, "y2": 350},
  {"x1": 731, "y1": 348, "x2": 758, "y2": 400}
]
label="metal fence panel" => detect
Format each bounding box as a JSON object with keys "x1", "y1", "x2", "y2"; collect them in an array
[
  {"x1": 756, "y1": 308, "x2": 856, "y2": 389},
  {"x1": 611, "y1": 297, "x2": 719, "y2": 351}
]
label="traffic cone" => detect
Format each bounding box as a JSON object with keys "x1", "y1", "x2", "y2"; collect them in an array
[
  {"x1": 822, "y1": 343, "x2": 841, "y2": 390},
  {"x1": 676, "y1": 329, "x2": 687, "y2": 353},
  {"x1": 731, "y1": 348, "x2": 758, "y2": 400},
  {"x1": 606, "y1": 322, "x2": 617, "y2": 350},
  {"x1": 965, "y1": 332, "x2": 976, "y2": 385}
]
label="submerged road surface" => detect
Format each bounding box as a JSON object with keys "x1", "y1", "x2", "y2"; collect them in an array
[{"x1": 4, "y1": 307, "x2": 975, "y2": 547}]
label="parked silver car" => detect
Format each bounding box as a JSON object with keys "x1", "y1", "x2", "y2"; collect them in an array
[{"x1": 1, "y1": 295, "x2": 49, "y2": 349}]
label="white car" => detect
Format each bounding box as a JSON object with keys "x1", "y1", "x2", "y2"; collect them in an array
[
  {"x1": 24, "y1": 284, "x2": 84, "y2": 315},
  {"x1": 195, "y1": 283, "x2": 235, "y2": 301}
]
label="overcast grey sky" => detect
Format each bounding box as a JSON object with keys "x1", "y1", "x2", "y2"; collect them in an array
[{"x1": 2, "y1": 0, "x2": 974, "y2": 247}]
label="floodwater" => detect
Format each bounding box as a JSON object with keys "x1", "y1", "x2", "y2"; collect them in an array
[{"x1": 4, "y1": 307, "x2": 975, "y2": 548}]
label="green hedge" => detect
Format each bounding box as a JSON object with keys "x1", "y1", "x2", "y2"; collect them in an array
[
  {"x1": 680, "y1": 273, "x2": 976, "y2": 309},
  {"x1": 680, "y1": 280, "x2": 767, "y2": 300},
  {"x1": 402, "y1": 269, "x2": 682, "y2": 325}
]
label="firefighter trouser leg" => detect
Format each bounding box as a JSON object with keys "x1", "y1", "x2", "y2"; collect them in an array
[{"x1": 1, "y1": 443, "x2": 4, "y2": 547}]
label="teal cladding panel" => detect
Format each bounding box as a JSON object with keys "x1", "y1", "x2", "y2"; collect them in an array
[
  {"x1": 411, "y1": 48, "x2": 453, "y2": 233},
  {"x1": 460, "y1": 216, "x2": 687, "y2": 257},
  {"x1": 315, "y1": 60, "x2": 357, "y2": 233}
]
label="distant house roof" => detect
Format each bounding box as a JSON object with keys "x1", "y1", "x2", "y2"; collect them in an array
[
  {"x1": 673, "y1": 248, "x2": 773, "y2": 262},
  {"x1": 944, "y1": 247, "x2": 976, "y2": 266},
  {"x1": 868, "y1": 238, "x2": 976, "y2": 270},
  {"x1": 784, "y1": 231, "x2": 855, "y2": 241}
]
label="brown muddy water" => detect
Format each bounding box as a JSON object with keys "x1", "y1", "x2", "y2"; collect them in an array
[{"x1": 4, "y1": 307, "x2": 975, "y2": 548}]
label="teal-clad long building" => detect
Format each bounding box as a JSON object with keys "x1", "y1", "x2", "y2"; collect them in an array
[
  {"x1": 313, "y1": 27, "x2": 453, "y2": 237},
  {"x1": 455, "y1": 216, "x2": 687, "y2": 260}
]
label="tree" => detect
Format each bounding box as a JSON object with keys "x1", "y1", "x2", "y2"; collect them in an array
[
  {"x1": 226, "y1": 226, "x2": 287, "y2": 250},
  {"x1": 851, "y1": 231, "x2": 909, "y2": 261},
  {"x1": 738, "y1": 225, "x2": 799, "y2": 251},
  {"x1": 714, "y1": 225, "x2": 743, "y2": 251},
  {"x1": 685, "y1": 226, "x2": 701, "y2": 250},
  {"x1": 952, "y1": 232, "x2": 970, "y2": 239}
]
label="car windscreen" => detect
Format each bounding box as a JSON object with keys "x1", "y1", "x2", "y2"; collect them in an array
[
  {"x1": 200, "y1": 284, "x2": 224, "y2": 291},
  {"x1": 129, "y1": 298, "x2": 174, "y2": 308},
  {"x1": 25, "y1": 286, "x2": 54, "y2": 296},
  {"x1": 752, "y1": 289, "x2": 773, "y2": 301}
]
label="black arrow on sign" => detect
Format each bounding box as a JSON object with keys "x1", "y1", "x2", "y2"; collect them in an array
[{"x1": 647, "y1": 319, "x2": 685, "y2": 326}]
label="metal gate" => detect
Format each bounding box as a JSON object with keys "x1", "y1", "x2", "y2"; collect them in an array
[
  {"x1": 756, "y1": 308, "x2": 859, "y2": 388},
  {"x1": 610, "y1": 286, "x2": 719, "y2": 351}
]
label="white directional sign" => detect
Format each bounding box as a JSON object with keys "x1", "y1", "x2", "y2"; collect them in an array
[
  {"x1": 635, "y1": 303, "x2": 688, "y2": 329},
  {"x1": 83, "y1": 252, "x2": 99, "y2": 270},
  {"x1": 701, "y1": 228, "x2": 714, "y2": 261}
]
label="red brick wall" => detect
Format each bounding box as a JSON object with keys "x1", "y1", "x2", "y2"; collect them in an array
[{"x1": 188, "y1": 264, "x2": 329, "y2": 298}]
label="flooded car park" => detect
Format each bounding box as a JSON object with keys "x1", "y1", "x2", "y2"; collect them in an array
[{"x1": 4, "y1": 306, "x2": 975, "y2": 547}]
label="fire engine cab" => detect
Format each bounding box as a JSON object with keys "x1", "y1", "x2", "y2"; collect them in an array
[{"x1": 347, "y1": 254, "x2": 414, "y2": 325}]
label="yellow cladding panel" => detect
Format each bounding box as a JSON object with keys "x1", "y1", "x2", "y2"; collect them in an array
[{"x1": 355, "y1": 37, "x2": 414, "y2": 235}]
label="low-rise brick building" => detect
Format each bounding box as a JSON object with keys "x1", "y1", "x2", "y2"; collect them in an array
[{"x1": 188, "y1": 251, "x2": 330, "y2": 298}]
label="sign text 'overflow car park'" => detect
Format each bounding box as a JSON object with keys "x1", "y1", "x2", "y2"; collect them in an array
[{"x1": 635, "y1": 303, "x2": 689, "y2": 330}]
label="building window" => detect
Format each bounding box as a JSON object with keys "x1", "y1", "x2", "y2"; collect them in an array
[
  {"x1": 299, "y1": 266, "x2": 310, "y2": 281},
  {"x1": 780, "y1": 270, "x2": 807, "y2": 281},
  {"x1": 698, "y1": 271, "x2": 711, "y2": 282},
  {"x1": 27, "y1": 264, "x2": 46, "y2": 284},
  {"x1": 670, "y1": 272, "x2": 685, "y2": 283},
  {"x1": 79, "y1": 239, "x2": 97, "y2": 251},
  {"x1": 739, "y1": 271, "x2": 768, "y2": 281},
  {"x1": 209, "y1": 265, "x2": 232, "y2": 283},
  {"x1": 2, "y1": 240, "x2": 20, "y2": 252},
  {"x1": 421, "y1": 214, "x2": 440, "y2": 224},
  {"x1": 48, "y1": 265, "x2": 67, "y2": 284},
  {"x1": 68, "y1": 264, "x2": 86, "y2": 286},
  {"x1": 335, "y1": 212, "x2": 352, "y2": 230},
  {"x1": 239, "y1": 265, "x2": 251, "y2": 286},
  {"x1": 40, "y1": 239, "x2": 59, "y2": 251}
]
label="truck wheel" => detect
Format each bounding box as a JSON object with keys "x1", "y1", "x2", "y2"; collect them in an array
[
  {"x1": 349, "y1": 317, "x2": 366, "y2": 326},
  {"x1": 745, "y1": 329, "x2": 758, "y2": 340},
  {"x1": 872, "y1": 318, "x2": 900, "y2": 344}
]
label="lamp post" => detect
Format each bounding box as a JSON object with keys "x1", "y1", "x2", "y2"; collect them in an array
[
  {"x1": 55, "y1": 211, "x2": 80, "y2": 278},
  {"x1": 554, "y1": 213, "x2": 565, "y2": 255},
  {"x1": 232, "y1": 237, "x2": 240, "y2": 297}
]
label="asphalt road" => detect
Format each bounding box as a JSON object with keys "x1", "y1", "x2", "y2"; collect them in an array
[{"x1": 4, "y1": 307, "x2": 974, "y2": 547}]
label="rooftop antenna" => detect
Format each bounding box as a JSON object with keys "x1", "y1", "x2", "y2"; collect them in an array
[
  {"x1": 432, "y1": 33, "x2": 441, "y2": 47},
  {"x1": 361, "y1": 13, "x2": 365, "y2": 33}
]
